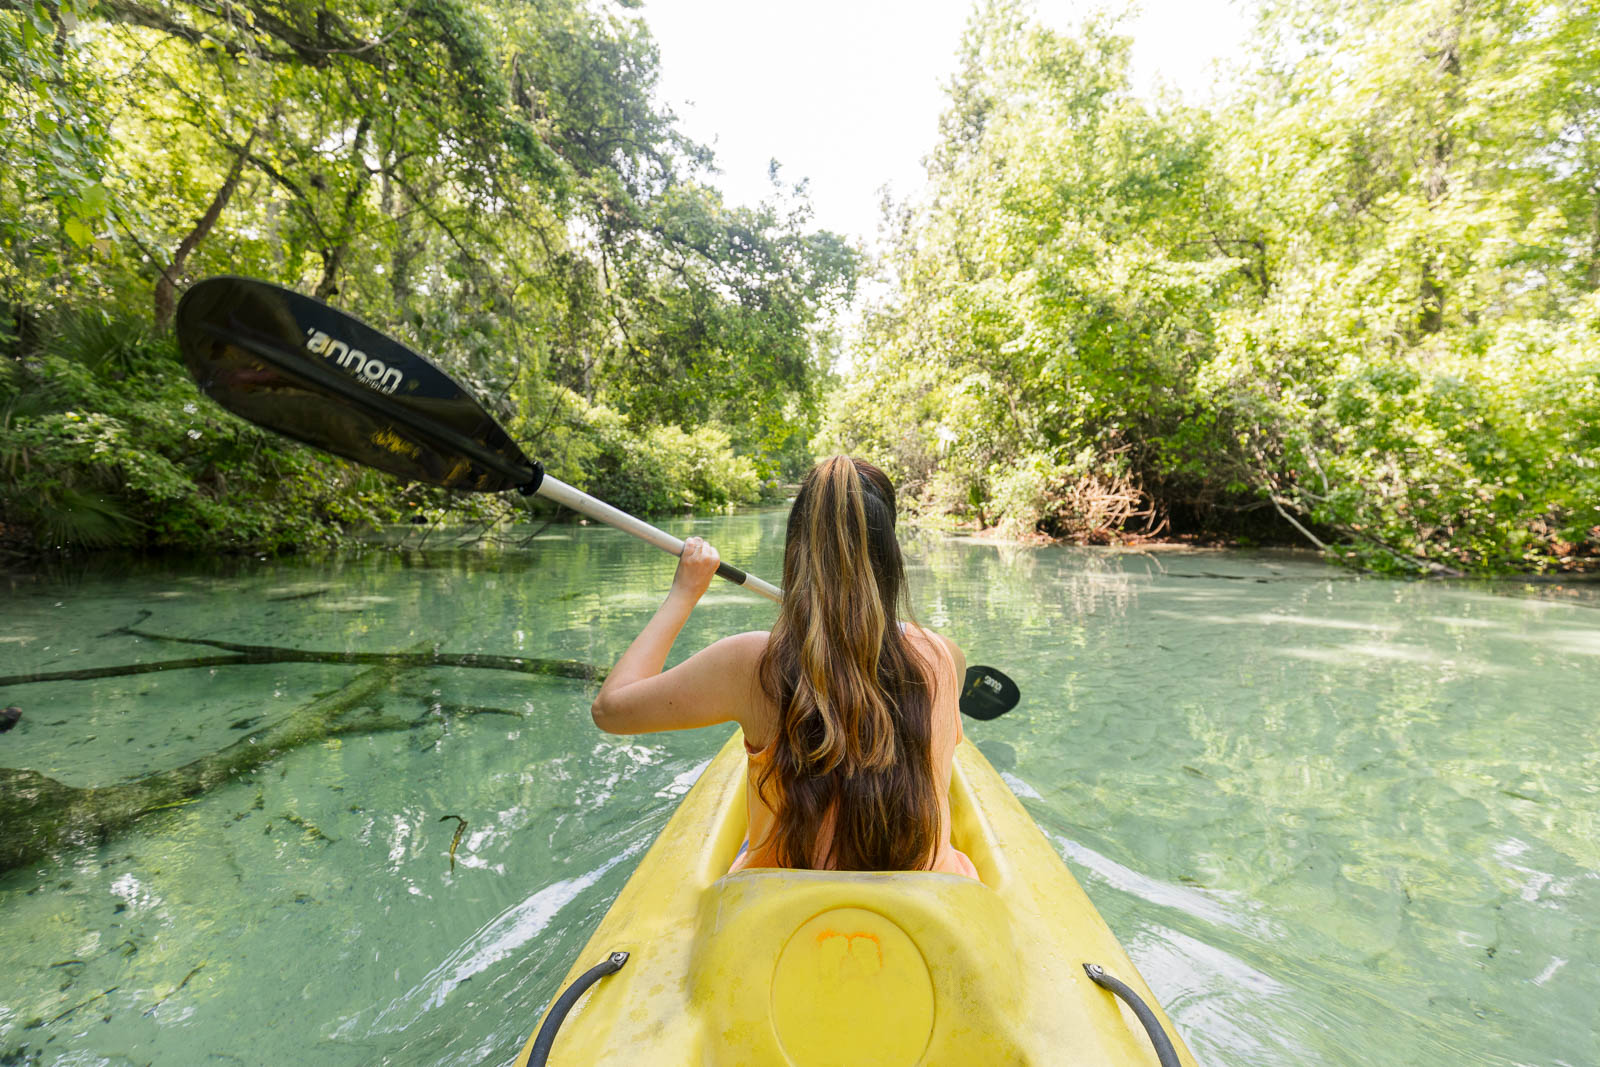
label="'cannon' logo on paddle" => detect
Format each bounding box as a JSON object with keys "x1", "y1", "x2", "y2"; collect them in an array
[{"x1": 304, "y1": 328, "x2": 403, "y2": 394}]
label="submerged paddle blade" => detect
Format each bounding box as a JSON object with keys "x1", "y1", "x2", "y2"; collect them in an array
[
  {"x1": 175, "y1": 276, "x2": 536, "y2": 492},
  {"x1": 960, "y1": 665, "x2": 1019, "y2": 721}
]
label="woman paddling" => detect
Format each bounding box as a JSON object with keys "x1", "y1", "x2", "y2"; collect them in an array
[{"x1": 590, "y1": 455, "x2": 979, "y2": 878}]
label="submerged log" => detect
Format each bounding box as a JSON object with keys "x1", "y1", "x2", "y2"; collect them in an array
[
  {"x1": 0, "y1": 642, "x2": 578, "y2": 874},
  {"x1": 0, "y1": 626, "x2": 605, "y2": 689}
]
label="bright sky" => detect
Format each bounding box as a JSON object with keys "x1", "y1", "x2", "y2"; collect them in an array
[{"x1": 642, "y1": 1, "x2": 1255, "y2": 247}]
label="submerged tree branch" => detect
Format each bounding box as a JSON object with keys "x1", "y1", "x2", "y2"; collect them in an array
[
  {"x1": 1, "y1": 653, "x2": 415, "y2": 872},
  {"x1": 0, "y1": 626, "x2": 605, "y2": 689},
  {"x1": 0, "y1": 633, "x2": 602, "y2": 873}
]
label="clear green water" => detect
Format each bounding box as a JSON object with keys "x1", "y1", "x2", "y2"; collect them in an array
[{"x1": 2, "y1": 511, "x2": 1597, "y2": 1066}]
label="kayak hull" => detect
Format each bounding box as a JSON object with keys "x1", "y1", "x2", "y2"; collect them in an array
[{"x1": 517, "y1": 732, "x2": 1196, "y2": 1065}]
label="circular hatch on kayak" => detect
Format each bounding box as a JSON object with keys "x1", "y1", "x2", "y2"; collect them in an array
[{"x1": 770, "y1": 907, "x2": 935, "y2": 1066}]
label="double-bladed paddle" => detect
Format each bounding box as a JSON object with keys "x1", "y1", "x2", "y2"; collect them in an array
[
  {"x1": 175, "y1": 275, "x2": 781, "y2": 601},
  {"x1": 173, "y1": 276, "x2": 1019, "y2": 719}
]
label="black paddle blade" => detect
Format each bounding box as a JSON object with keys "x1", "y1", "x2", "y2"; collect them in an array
[
  {"x1": 960, "y1": 665, "x2": 1019, "y2": 721},
  {"x1": 175, "y1": 276, "x2": 536, "y2": 492}
]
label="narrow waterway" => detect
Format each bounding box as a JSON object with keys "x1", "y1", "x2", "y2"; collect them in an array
[{"x1": 1, "y1": 512, "x2": 1596, "y2": 1065}]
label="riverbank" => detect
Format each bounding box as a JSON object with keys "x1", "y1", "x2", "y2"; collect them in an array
[{"x1": 928, "y1": 513, "x2": 1600, "y2": 578}]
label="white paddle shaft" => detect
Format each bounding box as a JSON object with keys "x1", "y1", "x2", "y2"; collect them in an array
[{"x1": 534, "y1": 474, "x2": 783, "y2": 603}]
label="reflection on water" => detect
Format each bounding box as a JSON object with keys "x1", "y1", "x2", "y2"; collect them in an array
[{"x1": 1, "y1": 514, "x2": 1597, "y2": 1065}]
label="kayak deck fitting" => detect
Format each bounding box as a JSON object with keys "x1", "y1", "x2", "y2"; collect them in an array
[{"x1": 516, "y1": 732, "x2": 1196, "y2": 1065}]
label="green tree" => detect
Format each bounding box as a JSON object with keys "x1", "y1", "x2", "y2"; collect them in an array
[
  {"x1": 1204, "y1": 0, "x2": 1600, "y2": 569},
  {"x1": 827, "y1": 0, "x2": 1600, "y2": 572},
  {"x1": 827, "y1": 3, "x2": 1240, "y2": 536},
  {"x1": 2, "y1": 0, "x2": 858, "y2": 553}
]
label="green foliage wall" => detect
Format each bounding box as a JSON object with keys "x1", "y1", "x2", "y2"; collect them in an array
[
  {"x1": 1, "y1": 0, "x2": 854, "y2": 554},
  {"x1": 0, "y1": 320, "x2": 440, "y2": 552},
  {"x1": 825, "y1": 0, "x2": 1600, "y2": 573}
]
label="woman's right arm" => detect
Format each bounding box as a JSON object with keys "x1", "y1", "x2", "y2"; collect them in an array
[
  {"x1": 591, "y1": 629, "x2": 768, "y2": 736},
  {"x1": 590, "y1": 536, "x2": 770, "y2": 737}
]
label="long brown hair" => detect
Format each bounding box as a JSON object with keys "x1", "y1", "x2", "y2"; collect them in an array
[{"x1": 755, "y1": 456, "x2": 939, "y2": 871}]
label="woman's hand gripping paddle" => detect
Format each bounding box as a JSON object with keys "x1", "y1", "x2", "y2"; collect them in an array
[{"x1": 174, "y1": 275, "x2": 780, "y2": 602}]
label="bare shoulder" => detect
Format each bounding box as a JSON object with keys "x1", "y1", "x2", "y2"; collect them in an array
[
  {"x1": 902, "y1": 624, "x2": 967, "y2": 743},
  {"x1": 695, "y1": 630, "x2": 770, "y2": 684},
  {"x1": 902, "y1": 623, "x2": 966, "y2": 682},
  {"x1": 714, "y1": 629, "x2": 771, "y2": 661},
  {"x1": 717, "y1": 630, "x2": 774, "y2": 745}
]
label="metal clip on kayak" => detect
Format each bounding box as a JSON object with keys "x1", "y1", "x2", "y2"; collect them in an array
[
  {"x1": 1083, "y1": 963, "x2": 1181, "y2": 1067},
  {"x1": 528, "y1": 951, "x2": 630, "y2": 1066}
]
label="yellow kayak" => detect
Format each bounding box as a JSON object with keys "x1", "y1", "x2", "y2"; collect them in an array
[{"x1": 516, "y1": 732, "x2": 1196, "y2": 1066}]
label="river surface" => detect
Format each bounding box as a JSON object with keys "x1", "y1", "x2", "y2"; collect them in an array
[{"x1": 1, "y1": 511, "x2": 1597, "y2": 1066}]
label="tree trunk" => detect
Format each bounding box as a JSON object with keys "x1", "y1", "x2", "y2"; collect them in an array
[
  {"x1": 1587, "y1": 188, "x2": 1600, "y2": 291},
  {"x1": 153, "y1": 130, "x2": 258, "y2": 329},
  {"x1": 381, "y1": 165, "x2": 408, "y2": 307},
  {"x1": 1418, "y1": 14, "x2": 1463, "y2": 336},
  {"x1": 314, "y1": 116, "x2": 373, "y2": 301}
]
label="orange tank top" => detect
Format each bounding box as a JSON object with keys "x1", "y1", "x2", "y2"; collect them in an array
[{"x1": 730, "y1": 629, "x2": 979, "y2": 880}]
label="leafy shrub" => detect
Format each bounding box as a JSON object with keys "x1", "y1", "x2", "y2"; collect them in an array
[
  {"x1": 986, "y1": 448, "x2": 1160, "y2": 543},
  {"x1": 0, "y1": 312, "x2": 418, "y2": 553},
  {"x1": 1309, "y1": 324, "x2": 1600, "y2": 571},
  {"x1": 517, "y1": 387, "x2": 762, "y2": 516},
  {"x1": 821, "y1": 1, "x2": 1600, "y2": 573}
]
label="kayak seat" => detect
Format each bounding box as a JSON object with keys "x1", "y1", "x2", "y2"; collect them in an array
[{"x1": 687, "y1": 868, "x2": 1029, "y2": 1066}]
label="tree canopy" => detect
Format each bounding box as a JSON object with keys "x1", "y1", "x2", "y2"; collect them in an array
[
  {"x1": 1, "y1": 0, "x2": 856, "y2": 553},
  {"x1": 825, "y1": 0, "x2": 1600, "y2": 573},
  {"x1": 6, "y1": 0, "x2": 1595, "y2": 573}
]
